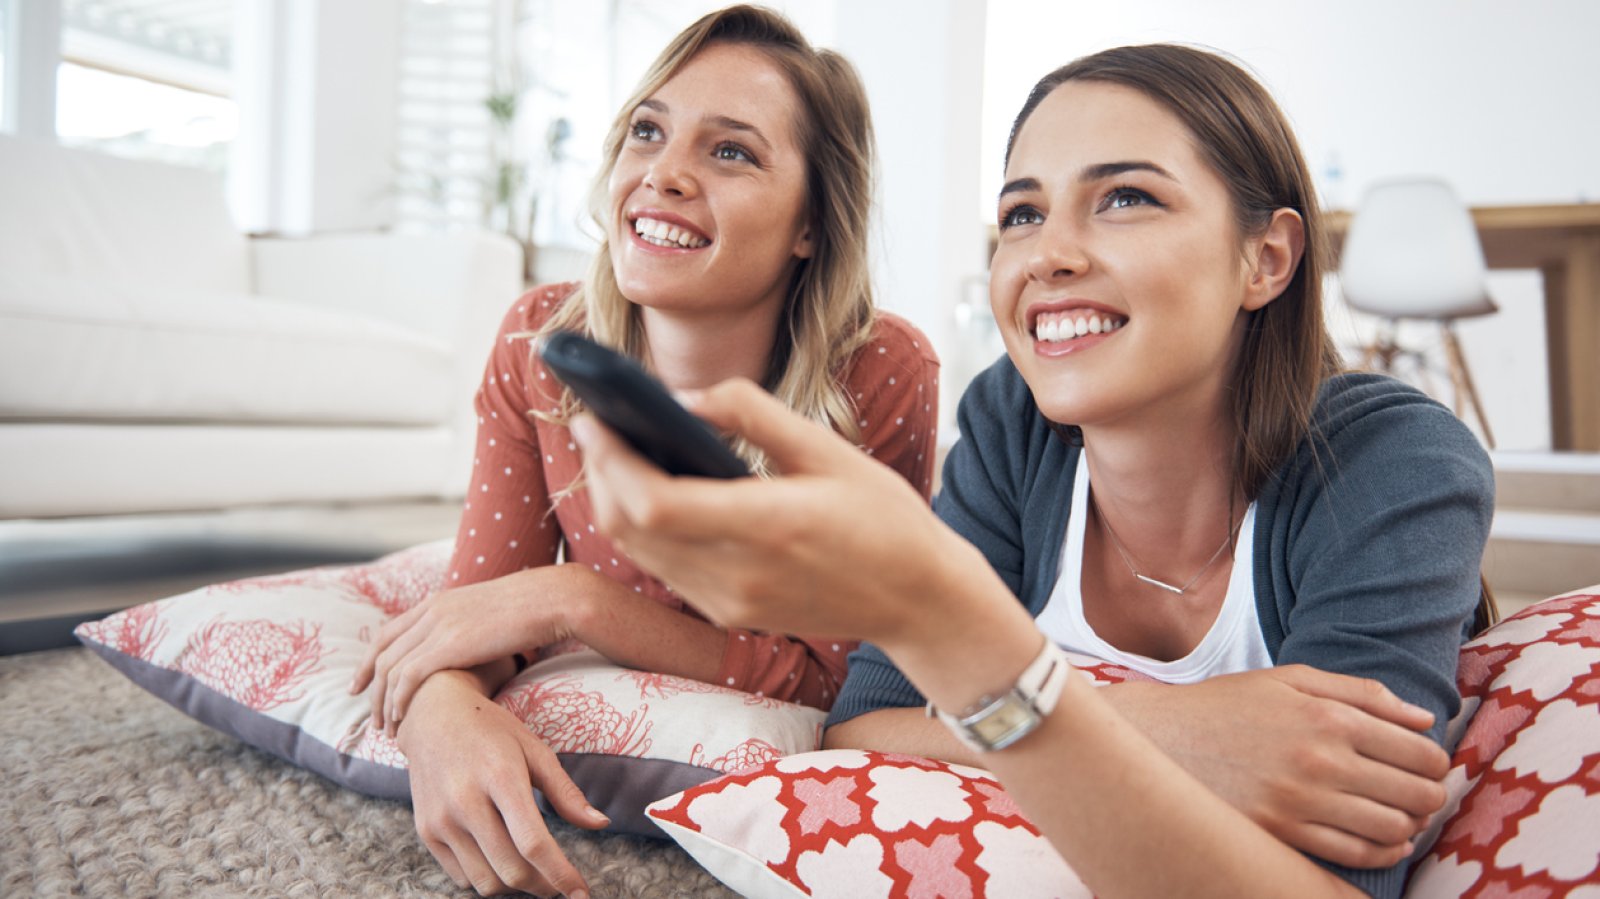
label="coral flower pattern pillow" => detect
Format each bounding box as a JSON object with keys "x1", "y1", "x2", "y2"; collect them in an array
[
  {"x1": 74, "y1": 540, "x2": 826, "y2": 835},
  {"x1": 1406, "y1": 587, "x2": 1600, "y2": 897}
]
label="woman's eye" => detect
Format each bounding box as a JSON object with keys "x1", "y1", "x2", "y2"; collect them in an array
[
  {"x1": 1000, "y1": 205, "x2": 1044, "y2": 229},
  {"x1": 714, "y1": 143, "x2": 753, "y2": 163},
  {"x1": 1102, "y1": 187, "x2": 1158, "y2": 211},
  {"x1": 629, "y1": 120, "x2": 661, "y2": 142}
]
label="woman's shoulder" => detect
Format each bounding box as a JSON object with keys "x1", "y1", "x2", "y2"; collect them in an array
[
  {"x1": 1298, "y1": 371, "x2": 1493, "y2": 491},
  {"x1": 498, "y1": 281, "x2": 581, "y2": 334},
  {"x1": 843, "y1": 312, "x2": 940, "y2": 384},
  {"x1": 1312, "y1": 372, "x2": 1484, "y2": 448}
]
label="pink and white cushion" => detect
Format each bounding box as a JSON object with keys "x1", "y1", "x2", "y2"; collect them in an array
[
  {"x1": 1406, "y1": 587, "x2": 1600, "y2": 896},
  {"x1": 644, "y1": 593, "x2": 1600, "y2": 898},
  {"x1": 74, "y1": 540, "x2": 826, "y2": 835},
  {"x1": 645, "y1": 653, "x2": 1141, "y2": 898}
]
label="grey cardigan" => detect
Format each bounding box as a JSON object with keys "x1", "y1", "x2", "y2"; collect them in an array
[{"x1": 828, "y1": 357, "x2": 1495, "y2": 899}]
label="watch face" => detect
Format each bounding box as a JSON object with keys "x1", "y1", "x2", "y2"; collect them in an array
[{"x1": 971, "y1": 698, "x2": 1036, "y2": 746}]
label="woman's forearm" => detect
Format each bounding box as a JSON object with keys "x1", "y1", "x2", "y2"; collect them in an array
[
  {"x1": 823, "y1": 707, "x2": 982, "y2": 767},
  {"x1": 565, "y1": 568, "x2": 727, "y2": 683},
  {"x1": 881, "y1": 599, "x2": 1363, "y2": 899}
]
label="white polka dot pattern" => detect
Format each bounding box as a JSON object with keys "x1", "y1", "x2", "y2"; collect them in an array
[{"x1": 442, "y1": 285, "x2": 942, "y2": 708}]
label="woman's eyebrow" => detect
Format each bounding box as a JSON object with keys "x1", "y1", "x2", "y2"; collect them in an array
[
  {"x1": 1079, "y1": 160, "x2": 1177, "y2": 182},
  {"x1": 999, "y1": 177, "x2": 1040, "y2": 199},
  {"x1": 998, "y1": 161, "x2": 1175, "y2": 201},
  {"x1": 707, "y1": 115, "x2": 773, "y2": 153},
  {"x1": 633, "y1": 100, "x2": 773, "y2": 153}
]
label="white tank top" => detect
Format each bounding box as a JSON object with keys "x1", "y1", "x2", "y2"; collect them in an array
[{"x1": 1036, "y1": 455, "x2": 1273, "y2": 683}]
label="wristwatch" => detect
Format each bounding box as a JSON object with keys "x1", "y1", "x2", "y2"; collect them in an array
[{"x1": 927, "y1": 638, "x2": 1072, "y2": 752}]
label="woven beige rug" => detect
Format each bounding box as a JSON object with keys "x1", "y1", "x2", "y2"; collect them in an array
[{"x1": 0, "y1": 647, "x2": 735, "y2": 898}]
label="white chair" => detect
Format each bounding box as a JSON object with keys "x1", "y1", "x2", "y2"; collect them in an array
[{"x1": 1339, "y1": 178, "x2": 1498, "y2": 448}]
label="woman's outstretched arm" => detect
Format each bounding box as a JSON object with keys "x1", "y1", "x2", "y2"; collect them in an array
[{"x1": 575, "y1": 379, "x2": 1382, "y2": 899}]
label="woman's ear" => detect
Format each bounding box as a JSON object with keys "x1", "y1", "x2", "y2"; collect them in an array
[
  {"x1": 1242, "y1": 208, "x2": 1304, "y2": 311},
  {"x1": 792, "y1": 222, "x2": 816, "y2": 260}
]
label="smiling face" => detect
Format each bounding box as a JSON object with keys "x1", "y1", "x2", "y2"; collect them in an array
[
  {"x1": 990, "y1": 80, "x2": 1278, "y2": 432},
  {"x1": 607, "y1": 41, "x2": 814, "y2": 321}
]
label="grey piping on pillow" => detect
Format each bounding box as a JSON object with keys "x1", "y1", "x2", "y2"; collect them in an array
[
  {"x1": 541, "y1": 754, "x2": 723, "y2": 839},
  {"x1": 77, "y1": 634, "x2": 733, "y2": 837},
  {"x1": 76, "y1": 636, "x2": 412, "y2": 801}
]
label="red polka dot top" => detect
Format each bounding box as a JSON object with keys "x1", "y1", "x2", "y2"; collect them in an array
[{"x1": 447, "y1": 282, "x2": 941, "y2": 710}]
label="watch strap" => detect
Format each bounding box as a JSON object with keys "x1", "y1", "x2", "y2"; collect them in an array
[{"x1": 926, "y1": 638, "x2": 1072, "y2": 752}]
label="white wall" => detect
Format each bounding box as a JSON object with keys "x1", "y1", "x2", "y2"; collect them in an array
[
  {"x1": 230, "y1": 0, "x2": 399, "y2": 235},
  {"x1": 834, "y1": 1, "x2": 989, "y2": 425},
  {"x1": 982, "y1": 0, "x2": 1600, "y2": 209},
  {"x1": 981, "y1": 0, "x2": 1600, "y2": 451}
]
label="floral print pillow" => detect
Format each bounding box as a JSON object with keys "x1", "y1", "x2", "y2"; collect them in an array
[{"x1": 75, "y1": 540, "x2": 825, "y2": 836}]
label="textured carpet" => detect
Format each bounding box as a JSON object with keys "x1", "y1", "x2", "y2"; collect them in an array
[{"x1": 0, "y1": 647, "x2": 738, "y2": 898}]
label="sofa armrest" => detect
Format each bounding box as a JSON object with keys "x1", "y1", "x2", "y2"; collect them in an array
[{"x1": 251, "y1": 231, "x2": 524, "y2": 495}]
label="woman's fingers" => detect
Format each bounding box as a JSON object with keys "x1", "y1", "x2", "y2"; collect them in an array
[
  {"x1": 420, "y1": 833, "x2": 471, "y2": 891},
  {"x1": 438, "y1": 815, "x2": 539, "y2": 897},
  {"x1": 466, "y1": 798, "x2": 563, "y2": 897},
  {"x1": 576, "y1": 412, "x2": 824, "y2": 546},
  {"x1": 375, "y1": 620, "x2": 433, "y2": 734},
  {"x1": 350, "y1": 601, "x2": 424, "y2": 694},
  {"x1": 1281, "y1": 820, "x2": 1414, "y2": 871},
  {"x1": 1274, "y1": 666, "x2": 1451, "y2": 782},
  {"x1": 686, "y1": 378, "x2": 862, "y2": 476},
  {"x1": 473, "y1": 730, "x2": 601, "y2": 897},
  {"x1": 1276, "y1": 664, "x2": 1437, "y2": 734},
  {"x1": 388, "y1": 648, "x2": 443, "y2": 729},
  {"x1": 492, "y1": 783, "x2": 593, "y2": 899},
  {"x1": 520, "y1": 725, "x2": 611, "y2": 831}
]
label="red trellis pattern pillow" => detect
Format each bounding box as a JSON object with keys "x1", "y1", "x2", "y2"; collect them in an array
[
  {"x1": 644, "y1": 653, "x2": 1138, "y2": 898},
  {"x1": 648, "y1": 748, "x2": 1092, "y2": 899},
  {"x1": 645, "y1": 594, "x2": 1600, "y2": 899},
  {"x1": 74, "y1": 540, "x2": 827, "y2": 836},
  {"x1": 1406, "y1": 588, "x2": 1600, "y2": 896}
]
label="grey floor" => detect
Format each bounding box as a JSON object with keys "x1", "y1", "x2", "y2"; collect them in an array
[{"x1": 0, "y1": 500, "x2": 463, "y2": 655}]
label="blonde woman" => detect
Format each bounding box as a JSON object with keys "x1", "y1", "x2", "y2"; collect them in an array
[{"x1": 349, "y1": 6, "x2": 938, "y2": 896}]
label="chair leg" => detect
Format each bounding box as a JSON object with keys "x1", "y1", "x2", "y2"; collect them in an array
[
  {"x1": 1360, "y1": 320, "x2": 1401, "y2": 373},
  {"x1": 1441, "y1": 324, "x2": 1496, "y2": 449}
]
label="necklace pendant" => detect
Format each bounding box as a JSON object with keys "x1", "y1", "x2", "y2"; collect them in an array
[{"x1": 1134, "y1": 573, "x2": 1186, "y2": 595}]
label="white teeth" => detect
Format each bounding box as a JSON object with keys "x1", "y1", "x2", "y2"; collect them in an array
[
  {"x1": 1033, "y1": 311, "x2": 1126, "y2": 343},
  {"x1": 632, "y1": 217, "x2": 709, "y2": 248}
]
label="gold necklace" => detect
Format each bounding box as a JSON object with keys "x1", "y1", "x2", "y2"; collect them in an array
[{"x1": 1092, "y1": 493, "x2": 1240, "y2": 596}]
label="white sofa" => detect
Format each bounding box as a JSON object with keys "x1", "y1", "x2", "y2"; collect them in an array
[{"x1": 0, "y1": 135, "x2": 523, "y2": 518}]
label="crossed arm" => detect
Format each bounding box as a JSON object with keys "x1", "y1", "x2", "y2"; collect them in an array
[{"x1": 825, "y1": 665, "x2": 1447, "y2": 871}]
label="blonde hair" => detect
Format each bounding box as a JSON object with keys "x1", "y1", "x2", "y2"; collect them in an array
[{"x1": 535, "y1": 5, "x2": 877, "y2": 476}]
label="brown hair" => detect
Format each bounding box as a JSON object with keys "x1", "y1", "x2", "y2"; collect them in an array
[
  {"x1": 1007, "y1": 44, "x2": 1496, "y2": 632},
  {"x1": 1007, "y1": 43, "x2": 1341, "y2": 502},
  {"x1": 537, "y1": 4, "x2": 877, "y2": 476}
]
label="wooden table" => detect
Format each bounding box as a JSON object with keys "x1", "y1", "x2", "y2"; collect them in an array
[{"x1": 1326, "y1": 203, "x2": 1600, "y2": 451}]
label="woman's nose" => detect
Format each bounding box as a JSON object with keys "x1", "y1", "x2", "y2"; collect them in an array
[
  {"x1": 643, "y1": 142, "x2": 698, "y2": 199},
  {"x1": 1026, "y1": 217, "x2": 1090, "y2": 282}
]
